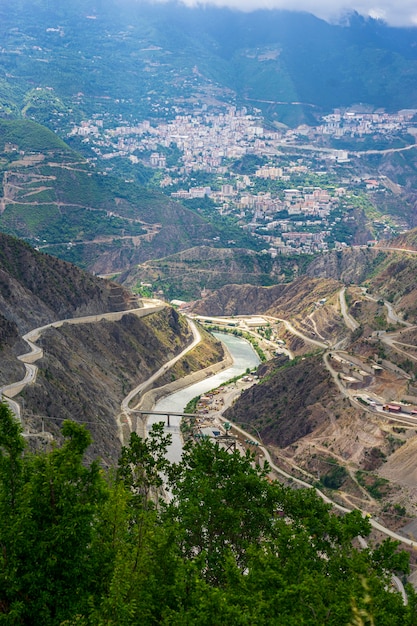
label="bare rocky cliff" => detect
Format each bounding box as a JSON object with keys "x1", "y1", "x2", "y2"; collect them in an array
[
  {"x1": 0, "y1": 232, "x2": 134, "y2": 337},
  {"x1": 305, "y1": 247, "x2": 386, "y2": 284}
]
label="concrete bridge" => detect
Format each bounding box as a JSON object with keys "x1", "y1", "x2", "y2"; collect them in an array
[{"x1": 133, "y1": 410, "x2": 198, "y2": 427}]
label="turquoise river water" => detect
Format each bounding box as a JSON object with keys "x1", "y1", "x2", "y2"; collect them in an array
[{"x1": 147, "y1": 332, "x2": 260, "y2": 463}]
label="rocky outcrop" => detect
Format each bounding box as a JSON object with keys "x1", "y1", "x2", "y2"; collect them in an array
[
  {"x1": 224, "y1": 354, "x2": 334, "y2": 448},
  {"x1": 0, "y1": 233, "x2": 134, "y2": 334},
  {"x1": 305, "y1": 247, "x2": 386, "y2": 284}
]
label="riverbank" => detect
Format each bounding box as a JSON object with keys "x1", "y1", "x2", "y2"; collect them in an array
[
  {"x1": 133, "y1": 339, "x2": 234, "y2": 437},
  {"x1": 142, "y1": 333, "x2": 261, "y2": 466}
]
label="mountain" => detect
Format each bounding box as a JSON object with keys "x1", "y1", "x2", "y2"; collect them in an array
[
  {"x1": 0, "y1": 229, "x2": 133, "y2": 398},
  {"x1": 0, "y1": 231, "x2": 133, "y2": 336},
  {"x1": 1, "y1": 1, "x2": 417, "y2": 128},
  {"x1": 119, "y1": 246, "x2": 310, "y2": 300},
  {"x1": 2, "y1": 2, "x2": 417, "y2": 283},
  {"x1": 306, "y1": 245, "x2": 417, "y2": 322},
  {"x1": 0, "y1": 119, "x2": 231, "y2": 273},
  {"x1": 0, "y1": 233, "x2": 224, "y2": 463}
]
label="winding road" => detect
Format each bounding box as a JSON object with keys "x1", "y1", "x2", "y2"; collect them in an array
[
  {"x1": 0, "y1": 301, "x2": 166, "y2": 424},
  {"x1": 2, "y1": 291, "x2": 413, "y2": 600},
  {"x1": 117, "y1": 318, "x2": 202, "y2": 442},
  {"x1": 339, "y1": 287, "x2": 359, "y2": 331},
  {"x1": 264, "y1": 315, "x2": 328, "y2": 349}
]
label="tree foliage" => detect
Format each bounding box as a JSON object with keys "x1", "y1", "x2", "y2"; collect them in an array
[{"x1": 0, "y1": 402, "x2": 414, "y2": 625}]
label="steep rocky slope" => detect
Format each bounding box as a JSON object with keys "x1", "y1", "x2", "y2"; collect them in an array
[
  {"x1": 0, "y1": 232, "x2": 135, "y2": 388},
  {"x1": 305, "y1": 247, "x2": 387, "y2": 284},
  {"x1": 0, "y1": 234, "x2": 225, "y2": 465},
  {"x1": 304, "y1": 244, "x2": 417, "y2": 323},
  {"x1": 188, "y1": 276, "x2": 348, "y2": 348},
  {"x1": 189, "y1": 283, "x2": 287, "y2": 317},
  {"x1": 120, "y1": 246, "x2": 307, "y2": 300},
  {"x1": 225, "y1": 354, "x2": 334, "y2": 448},
  {"x1": 21, "y1": 308, "x2": 205, "y2": 465},
  {"x1": 224, "y1": 351, "x2": 411, "y2": 517},
  {"x1": 0, "y1": 232, "x2": 133, "y2": 336},
  {"x1": 189, "y1": 276, "x2": 340, "y2": 317},
  {"x1": 365, "y1": 254, "x2": 417, "y2": 323},
  {"x1": 0, "y1": 314, "x2": 25, "y2": 388},
  {"x1": 0, "y1": 313, "x2": 18, "y2": 349}
]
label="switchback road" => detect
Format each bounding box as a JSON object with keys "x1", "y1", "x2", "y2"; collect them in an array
[
  {"x1": 339, "y1": 287, "x2": 359, "y2": 331},
  {"x1": 0, "y1": 302, "x2": 166, "y2": 418}
]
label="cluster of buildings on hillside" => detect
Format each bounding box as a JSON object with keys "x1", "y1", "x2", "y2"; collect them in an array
[
  {"x1": 319, "y1": 108, "x2": 417, "y2": 139},
  {"x1": 242, "y1": 187, "x2": 341, "y2": 253},
  {"x1": 68, "y1": 105, "x2": 412, "y2": 254},
  {"x1": 173, "y1": 181, "x2": 348, "y2": 254},
  {"x1": 69, "y1": 105, "x2": 416, "y2": 174},
  {"x1": 70, "y1": 106, "x2": 280, "y2": 171},
  {"x1": 262, "y1": 230, "x2": 330, "y2": 256}
]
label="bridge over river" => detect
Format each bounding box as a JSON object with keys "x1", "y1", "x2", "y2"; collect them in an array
[{"x1": 146, "y1": 332, "x2": 261, "y2": 463}]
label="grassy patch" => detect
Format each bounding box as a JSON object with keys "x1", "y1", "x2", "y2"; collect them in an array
[
  {"x1": 356, "y1": 471, "x2": 391, "y2": 499},
  {"x1": 320, "y1": 459, "x2": 348, "y2": 489}
]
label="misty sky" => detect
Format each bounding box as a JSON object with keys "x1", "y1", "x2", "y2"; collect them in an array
[{"x1": 170, "y1": 0, "x2": 417, "y2": 27}]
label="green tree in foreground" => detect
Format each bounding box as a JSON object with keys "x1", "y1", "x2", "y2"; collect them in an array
[
  {"x1": 0, "y1": 402, "x2": 415, "y2": 625},
  {"x1": 0, "y1": 404, "x2": 109, "y2": 624},
  {"x1": 161, "y1": 440, "x2": 412, "y2": 625}
]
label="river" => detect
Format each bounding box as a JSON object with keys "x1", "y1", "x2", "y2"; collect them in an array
[{"x1": 147, "y1": 332, "x2": 261, "y2": 463}]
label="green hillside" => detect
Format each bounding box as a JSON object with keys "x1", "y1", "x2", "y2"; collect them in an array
[
  {"x1": 0, "y1": 118, "x2": 69, "y2": 152},
  {"x1": 0, "y1": 120, "x2": 228, "y2": 273},
  {"x1": 1, "y1": 2, "x2": 417, "y2": 128}
]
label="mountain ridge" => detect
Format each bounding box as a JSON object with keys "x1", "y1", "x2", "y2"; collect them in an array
[{"x1": 1, "y1": 2, "x2": 417, "y2": 127}]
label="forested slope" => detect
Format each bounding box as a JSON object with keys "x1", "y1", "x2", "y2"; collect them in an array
[{"x1": 0, "y1": 403, "x2": 412, "y2": 625}]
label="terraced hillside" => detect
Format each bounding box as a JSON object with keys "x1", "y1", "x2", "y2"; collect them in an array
[{"x1": 0, "y1": 120, "x2": 222, "y2": 273}]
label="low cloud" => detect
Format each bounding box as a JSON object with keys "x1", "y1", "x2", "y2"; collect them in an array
[{"x1": 170, "y1": 0, "x2": 417, "y2": 27}]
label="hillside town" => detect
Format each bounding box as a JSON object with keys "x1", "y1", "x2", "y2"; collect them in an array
[
  {"x1": 69, "y1": 105, "x2": 417, "y2": 254},
  {"x1": 70, "y1": 105, "x2": 417, "y2": 171}
]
